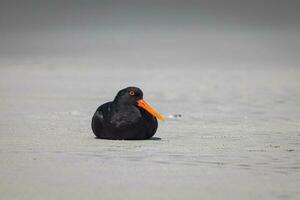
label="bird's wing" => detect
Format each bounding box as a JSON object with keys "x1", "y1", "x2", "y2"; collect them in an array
[{"x1": 91, "y1": 102, "x2": 111, "y2": 137}]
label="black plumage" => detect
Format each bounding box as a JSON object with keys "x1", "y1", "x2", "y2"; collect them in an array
[{"x1": 91, "y1": 87, "x2": 163, "y2": 140}]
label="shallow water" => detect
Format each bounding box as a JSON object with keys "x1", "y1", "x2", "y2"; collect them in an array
[{"x1": 0, "y1": 65, "x2": 299, "y2": 200}]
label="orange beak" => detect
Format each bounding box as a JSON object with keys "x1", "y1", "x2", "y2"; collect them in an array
[{"x1": 137, "y1": 99, "x2": 165, "y2": 121}]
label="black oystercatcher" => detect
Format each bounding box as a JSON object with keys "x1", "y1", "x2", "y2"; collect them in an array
[{"x1": 91, "y1": 87, "x2": 164, "y2": 140}]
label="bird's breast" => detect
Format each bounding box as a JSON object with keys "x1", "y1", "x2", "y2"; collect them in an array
[{"x1": 109, "y1": 106, "x2": 142, "y2": 128}]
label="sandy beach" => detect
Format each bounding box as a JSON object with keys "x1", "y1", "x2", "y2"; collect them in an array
[
  {"x1": 0, "y1": 64, "x2": 299, "y2": 200},
  {"x1": 1, "y1": 1, "x2": 300, "y2": 199}
]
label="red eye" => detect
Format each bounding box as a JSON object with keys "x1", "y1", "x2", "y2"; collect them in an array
[{"x1": 129, "y1": 91, "x2": 135, "y2": 96}]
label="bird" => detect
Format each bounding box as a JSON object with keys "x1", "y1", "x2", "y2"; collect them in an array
[{"x1": 91, "y1": 87, "x2": 164, "y2": 140}]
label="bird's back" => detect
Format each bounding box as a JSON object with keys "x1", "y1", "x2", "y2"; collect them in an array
[{"x1": 91, "y1": 102, "x2": 111, "y2": 139}]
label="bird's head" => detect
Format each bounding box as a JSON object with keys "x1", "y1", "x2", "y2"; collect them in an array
[{"x1": 114, "y1": 87, "x2": 164, "y2": 121}]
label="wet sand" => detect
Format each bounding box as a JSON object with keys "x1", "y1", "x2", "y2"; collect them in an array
[{"x1": 0, "y1": 64, "x2": 299, "y2": 200}]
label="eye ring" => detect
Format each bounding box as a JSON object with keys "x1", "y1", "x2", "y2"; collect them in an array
[{"x1": 129, "y1": 91, "x2": 135, "y2": 96}]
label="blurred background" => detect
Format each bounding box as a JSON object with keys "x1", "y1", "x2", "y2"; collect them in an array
[
  {"x1": 0, "y1": 0, "x2": 299, "y2": 68},
  {"x1": 1, "y1": 1, "x2": 300, "y2": 200}
]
